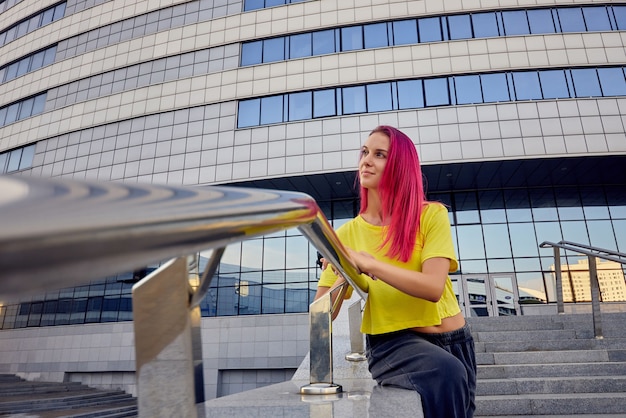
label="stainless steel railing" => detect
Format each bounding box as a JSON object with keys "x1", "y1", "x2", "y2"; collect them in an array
[
  {"x1": 540, "y1": 240, "x2": 626, "y2": 338},
  {"x1": 0, "y1": 175, "x2": 366, "y2": 417}
]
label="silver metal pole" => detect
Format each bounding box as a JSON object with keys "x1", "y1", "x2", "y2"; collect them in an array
[
  {"x1": 553, "y1": 247, "x2": 564, "y2": 314},
  {"x1": 588, "y1": 256, "x2": 603, "y2": 339}
]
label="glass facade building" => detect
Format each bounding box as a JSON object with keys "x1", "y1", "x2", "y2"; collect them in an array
[{"x1": 0, "y1": 0, "x2": 625, "y2": 399}]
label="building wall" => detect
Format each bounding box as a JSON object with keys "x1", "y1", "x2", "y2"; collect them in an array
[{"x1": 0, "y1": 312, "x2": 309, "y2": 399}]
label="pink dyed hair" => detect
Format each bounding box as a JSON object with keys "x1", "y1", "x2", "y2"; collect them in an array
[{"x1": 359, "y1": 126, "x2": 427, "y2": 262}]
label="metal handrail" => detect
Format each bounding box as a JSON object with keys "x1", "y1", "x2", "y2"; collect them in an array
[
  {"x1": 0, "y1": 175, "x2": 366, "y2": 416},
  {"x1": 539, "y1": 240, "x2": 626, "y2": 338}
]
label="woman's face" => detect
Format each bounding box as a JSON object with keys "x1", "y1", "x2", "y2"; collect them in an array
[{"x1": 359, "y1": 131, "x2": 389, "y2": 190}]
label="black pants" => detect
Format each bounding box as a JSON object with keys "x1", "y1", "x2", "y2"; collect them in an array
[{"x1": 366, "y1": 324, "x2": 476, "y2": 418}]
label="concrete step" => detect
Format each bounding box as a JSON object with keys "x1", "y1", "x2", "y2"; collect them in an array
[
  {"x1": 475, "y1": 337, "x2": 626, "y2": 353},
  {"x1": 475, "y1": 392, "x2": 626, "y2": 416},
  {"x1": 474, "y1": 329, "x2": 578, "y2": 343},
  {"x1": 476, "y1": 349, "x2": 626, "y2": 365},
  {"x1": 0, "y1": 391, "x2": 134, "y2": 413},
  {"x1": 477, "y1": 361, "x2": 626, "y2": 379},
  {"x1": 477, "y1": 375, "x2": 626, "y2": 396}
]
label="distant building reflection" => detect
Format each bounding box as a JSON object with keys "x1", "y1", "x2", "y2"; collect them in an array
[{"x1": 552, "y1": 259, "x2": 626, "y2": 302}]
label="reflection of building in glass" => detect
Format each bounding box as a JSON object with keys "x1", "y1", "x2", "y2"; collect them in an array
[{"x1": 552, "y1": 259, "x2": 626, "y2": 302}]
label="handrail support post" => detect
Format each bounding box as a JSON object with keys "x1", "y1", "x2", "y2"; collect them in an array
[{"x1": 588, "y1": 256, "x2": 603, "y2": 338}]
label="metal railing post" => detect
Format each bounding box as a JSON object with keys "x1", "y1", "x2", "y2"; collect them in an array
[
  {"x1": 588, "y1": 256, "x2": 603, "y2": 338},
  {"x1": 553, "y1": 247, "x2": 564, "y2": 314},
  {"x1": 132, "y1": 257, "x2": 200, "y2": 418},
  {"x1": 345, "y1": 300, "x2": 366, "y2": 362}
]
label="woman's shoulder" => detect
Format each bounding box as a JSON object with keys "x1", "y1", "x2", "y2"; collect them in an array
[{"x1": 422, "y1": 201, "x2": 449, "y2": 215}]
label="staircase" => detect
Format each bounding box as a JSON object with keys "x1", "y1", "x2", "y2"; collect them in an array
[
  {"x1": 0, "y1": 374, "x2": 137, "y2": 417},
  {"x1": 471, "y1": 311, "x2": 626, "y2": 417}
]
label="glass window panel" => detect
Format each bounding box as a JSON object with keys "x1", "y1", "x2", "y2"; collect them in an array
[
  {"x1": 241, "y1": 239, "x2": 263, "y2": 270},
  {"x1": 424, "y1": 78, "x2": 449, "y2": 107},
  {"x1": 456, "y1": 225, "x2": 485, "y2": 259},
  {"x1": 43, "y1": 47, "x2": 56, "y2": 66},
  {"x1": 418, "y1": 17, "x2": 442, "y2": 42},
  {"x1": 5, "y1": 63, "x2": 18, "y2": 80},
  {"x1": 237, "y1": 98, "x2": 260, "y2": 128},
  {"x1": 397, "y1": 80, "x2": 424, "y2": 109},
  {"x1": 0, "y1": 153, "x2": 7, "y2": 173},
  {"x1": 241, "y1": 41, "x2": 263, "y2": 66},
  {"x1": 288, "y1": 91, "x2": 312, "y2": 121},
  {"x1": 571, "y1": 68, "x2": 602, "y2": 97},
  {"x1": 483, "y1": 224, "x2": 512, "y2": 258},
  {"x1": 5, "y1": 27, "x2": 16, "y2": 43},
  {"x1": 509, "y1": 223, "x2": 539, "y2": 257},
  {"x1": 459, "y1": 259, "x2": 487, "y2": 274},
  {"x1": 341, "y1": 26, "x2": 363, "y2": 51},
  {"x1": 262, "y1": 284, "x2": 285, "y2": 313},
  {"x1": 285, "y1": 281, "x2": 311, "y2": 313},
  {"x1": 558, "y1": 8, "x2": 586, "y2": 32},
  {"x1": 481, "y1": 73, "x2": 510, "y2": 102},
  {"x1": 539, "y1": 70, "x2": 570, "y2": 99},
  {"x1": 216, "y1": 286, "x2": 238, "y2": 316},
  {"x1": 16, "y1": 58, "x2": 29, "y2": 76},
  {"x1": 454, "y1": 75, "x2": 482, "y2": 105},
  {"x1": 598, "y1": 67, "x2": 626, "y2": 96},
  {"x1": 514, "y1": 257, "x2": 541, "y2": 272},
  {"x1": 614, "y1": 220, "x2": 626, "y2": 252},
  {"x1": 0, "y1": 107, "x2": 6, "y2": 126},
  {"x1": 263, "y1": 237, "x2": 286, "y2": 270},
  {"x1": 487, "y1": 258, "x2": 514, "y2": 273},
  {"x1": 15, "y1": 22, "x2": 28, "y2": 38},
  {"x1": 392, "y1": 19, "x2": 417, "y2": 45},
  {"x1": 18, "y1": 145, "x2": 35, "y2": 170},
  {"x1": 18, "y1": 98, "x2": 34, "y2": 119},
  {"x1": 364, "y1": 22, "x2": 388, "y2": 48},
  {"x1": 479, "y1": 190, "x2": 507, "y2": 223},
  {"x1": 6, "y1": 148, "x2": 21, "y2": 172},
  {"x1": 530, "y1": 189, "x2": 558, "y2": 221},
  {"x1": 527, "y1": 8, "x2": 556, "y2": 34},
  {"x1": 290, "y1": 33, "x2": 312, "y2": 58},
  {"x1": 561, "y1": 220, "x2": 590, "y2": 246},
  {"x1": 263, "y1": 38, "x2": 285, "y2": 62},
  {"x1": 0, "y1": 67, "x2": 5, "y2": 83},
  {"x1": 313, "y1": 89, "x2": 336, "y2": 117},
  {"x1": 244, "y1": 0, "x2": 264, "y2": 11},
  {"x1": 472, "y1": 12, "x2": 499, "y2": 38},
  {"x1": 32, "y1": 94, "x2": 45, "y2": 115},
  {"x1": 614, "y1": 6, "x2": 626, "y2": 30},
  {"x1": 266, "y1": 0, "x2": 285, "y2": 7},
  {"x1": 285, "y1": 236, "x2": 309, "y2": 269},
  {"x1": 312, "y1": 29, "x2": 336, "y2": 55},
  {"x1": 53, "y1": 3, "x2": 66, "y2": 20},
  {"x1": 448, "y1": 14, "x2": 472, "y2": 40},
  {"x1": 238, "y1": 279, "x2": 260, "y2": 315},
  {"x1": 41, "y1": 8, "x2": 55, "y2": 25},
  {"x1": 455, "y1": 192, "x2": 480, "y2": 224},
  {"x1": 366, "y1": 83, "x2": 392, "y2": 112},
  {"x1": 502, "y1": 10, "x2": 530, "y2": 35},
  {"x1": 260, "y1": 95, "x2": 283, "y2": 125},
  {"x1": 583, "y1": 6, "x2": 612, "y2": 31},
  {"x1": 513, "y1": 71, "x2": 542, "y2": 100},
  {"x1": 588, "y1": 220, "x2": 617, "y2": 250},
  {"x1": 580, "y1": 186, "x2": 609, "y2": 220},
  {"x1": 31, "y1": 50, "x2": 45, "y2": 70},
  {"x1": 555, "y1": 189, "x2": 583, "y2": 220},
  {"x1": 342, "y1": 86, "x2": 366, "y2": 114}
]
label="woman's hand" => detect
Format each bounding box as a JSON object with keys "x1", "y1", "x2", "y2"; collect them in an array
[{"x1": 347, "y1": 248, "x2": 378, "y2": 280}]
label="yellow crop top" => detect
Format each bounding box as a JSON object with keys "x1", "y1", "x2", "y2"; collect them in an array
[{"x1": 318, "y1": 202, "x2": 460, "y2": 335}]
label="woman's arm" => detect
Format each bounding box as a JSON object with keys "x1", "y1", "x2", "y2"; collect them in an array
[{"x1": 349, "y1": 249, "x2": 450, "y2": 302}]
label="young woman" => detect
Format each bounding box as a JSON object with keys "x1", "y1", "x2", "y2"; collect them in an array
[{"x1": 315, "y1": 126, "x2": 476, "y2": 418}]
